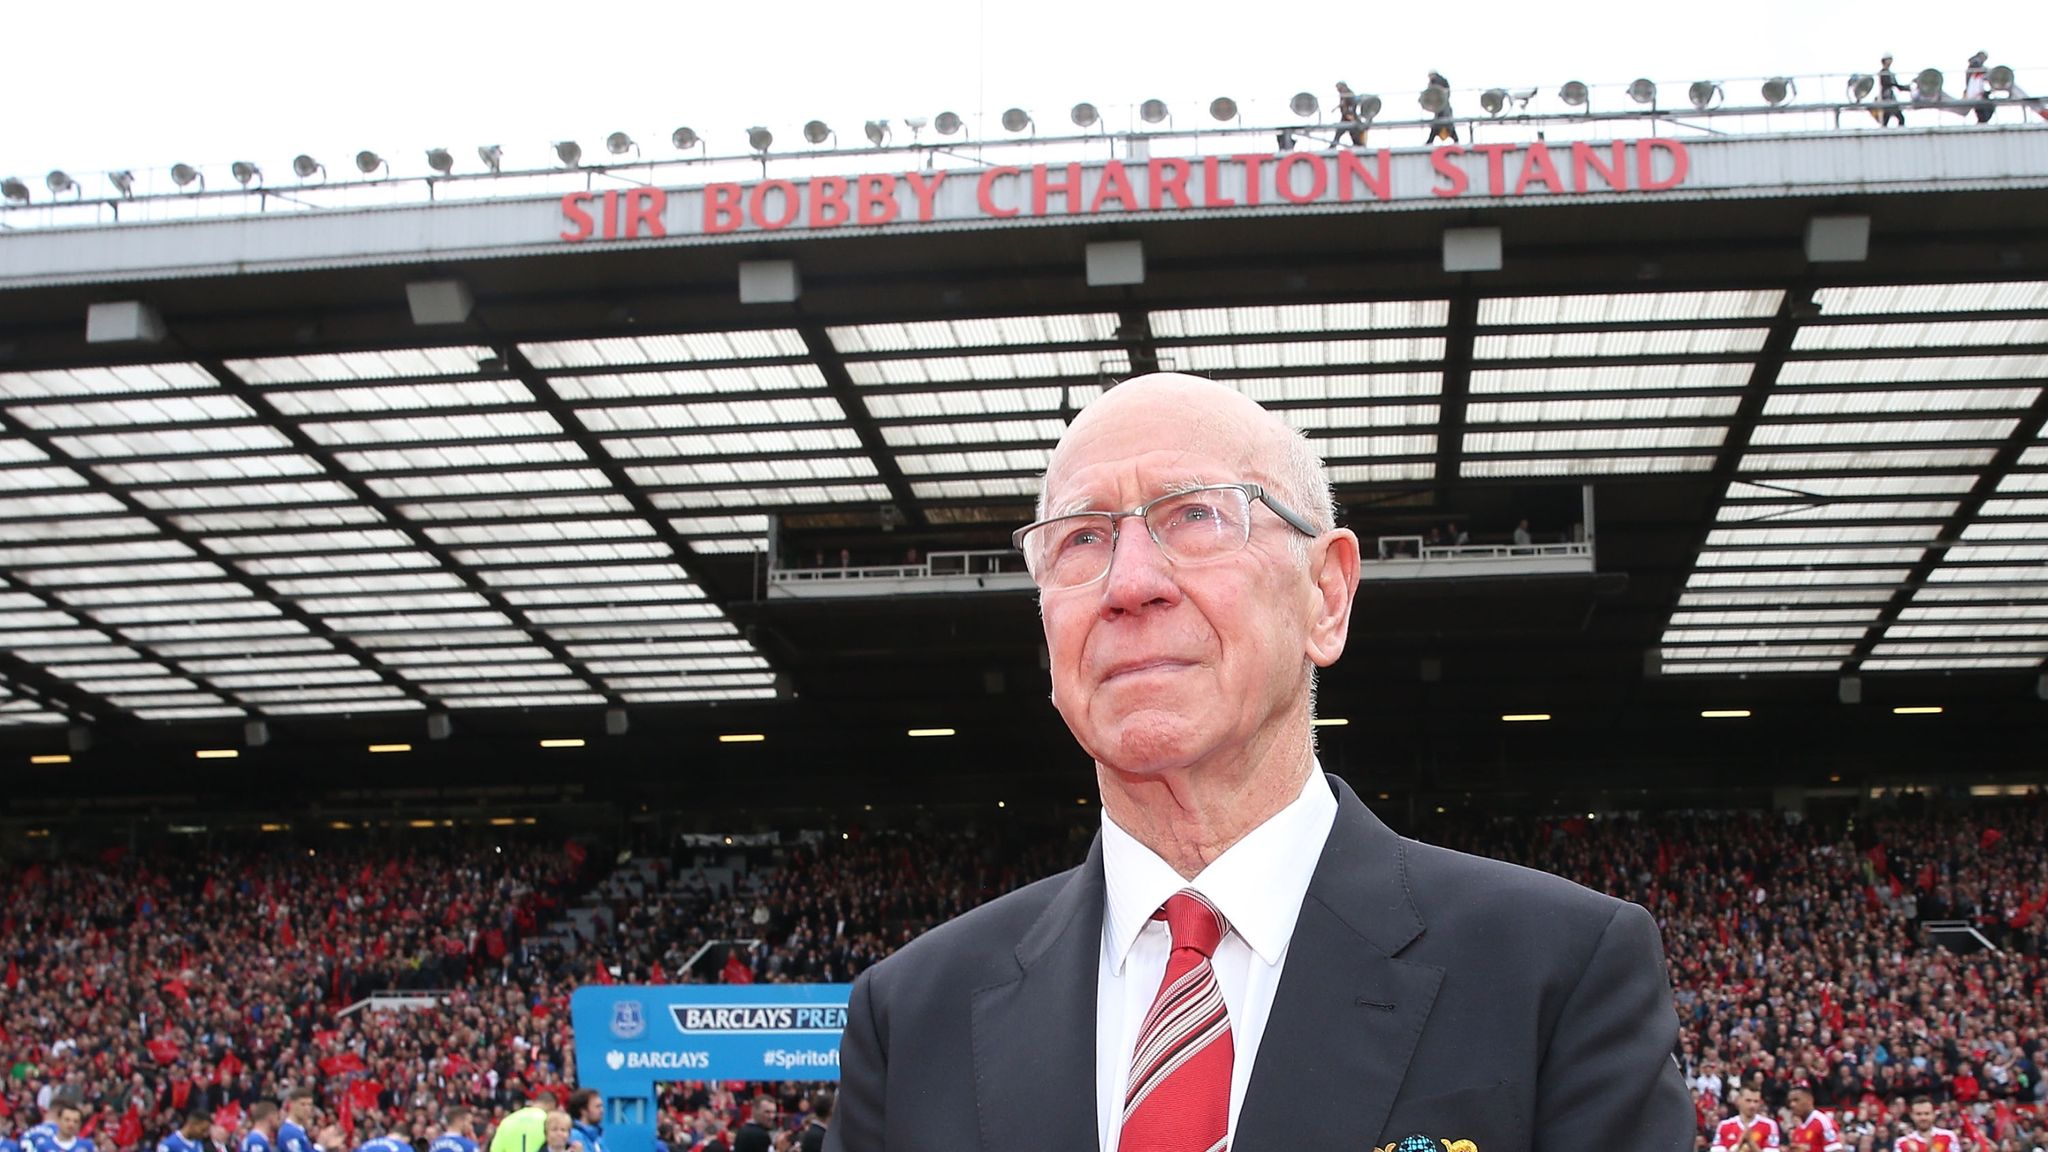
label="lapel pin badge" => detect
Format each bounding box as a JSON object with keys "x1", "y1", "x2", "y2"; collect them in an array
[{"x1": 1375, "y1": 1137, "x2": 1477, "y2": 1152}]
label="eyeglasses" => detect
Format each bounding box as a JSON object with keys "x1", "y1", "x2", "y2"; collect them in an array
[{"x1": 1011, "y1": 482, "x2": 1319, "y2": 590}]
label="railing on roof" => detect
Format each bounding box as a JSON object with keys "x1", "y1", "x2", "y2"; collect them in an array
[
  {"x1": 766, "y1": 549, "x2": 1026, "y2": 586},
  {"x1": 1363, "y1": 537, "x2": 1596, "y2": 581},
  {"x1": 1371, "y1": 538, "x2": 1591, "y2": 562},
  {"x1": 2, "y1": 69, "x2": 2043, "y2": 231}
]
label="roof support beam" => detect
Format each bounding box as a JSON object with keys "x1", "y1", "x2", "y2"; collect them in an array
[
  {"x1": 1115, "y1": 307, "x2": 1161, "y2": 380},
  {"x1": 1432, "y1": 288, "x2": 1478, "y2": 486},
  {"x1": 1847, "y1": 387, "x2": 2048, "y2": 670},
  {"x1": 0, "y1": 622, "x2": 111, "y2": 724},
  {"x1": 204, "y1": 358, "x2": 622, "y2": 705},
  {"x1": 795, "y1": 324, "x2": 927, "y2": 528},
  {"x1": 0, "y1": 405, "x2": 433, "y2": 715},
  {"x1": 1674, "y1": 283, "x2": 1819, "y2": 570}
]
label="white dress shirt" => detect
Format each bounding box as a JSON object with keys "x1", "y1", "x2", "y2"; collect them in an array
[{"x1": 1095, "y1": 762, "x2": 1339, "y2": 1152}]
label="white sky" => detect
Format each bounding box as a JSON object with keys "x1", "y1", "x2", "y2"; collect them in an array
[{"x1": 4, "y1": 0, "x2": 2043, "y2": 181}]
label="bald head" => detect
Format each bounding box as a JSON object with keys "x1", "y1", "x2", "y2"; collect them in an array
[{"x1": 1040, "y1": 373, "x2": 1331, "y2": 533}]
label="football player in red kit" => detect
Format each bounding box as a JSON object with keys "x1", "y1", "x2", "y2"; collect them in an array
[
  {"x1": 1714, "y1": 1088, "x2": 1782, "y2": 1149},
  {"x1": 1786, "y1": 1087, "x2": 1843, "y2": 1152},
  {"x1": 1893, "y1": 1097, "x2": 1960, "y2": 1152}
]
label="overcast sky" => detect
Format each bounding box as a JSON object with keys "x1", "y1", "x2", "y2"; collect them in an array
[{"x1": 4, "y1": 0, "x2": 2043, "y2": 182}]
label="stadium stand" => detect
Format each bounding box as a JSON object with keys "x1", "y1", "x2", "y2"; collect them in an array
[
  {"x1": 1, "y1": 842, "x2": 591, "y2": 1152},
  {"x1": 6, "y1": 800, "x2": 2048, "y2": 1151},
  {"x1": 6, "y1": 41, "x2": 2048, "y2": 1152}
]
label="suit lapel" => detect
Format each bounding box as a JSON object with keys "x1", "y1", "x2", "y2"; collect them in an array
[
  {"x1": 1235, "y1": 777, "x2": 1444, "y2": 1149},
  {"x1": 971, "y1": 836, "x2": 1104, "y2": 1152}
]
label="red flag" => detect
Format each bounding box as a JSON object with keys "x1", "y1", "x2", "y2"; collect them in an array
[
  {"x1": 1981, "y1": 828, "x2": 2005, "y2": 852},
  {"x1": 3, "y1": 958, "x2": 17, "y2": 990},
  {"x1": 116, "y1": 1108, "x2": 142, "y2": 1148},
  {"x1": 650, "y1": 961, "x2": 666, "y2": 985},
  {"x1": 593, "y1": 958, "x2": 614, "y2": 986},
  {"x1": 348, "y1": 1079, "x2": 381, "y2": 1115}
]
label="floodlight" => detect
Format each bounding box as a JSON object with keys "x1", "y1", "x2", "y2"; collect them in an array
[
  {"x1": 1761, "y1": 76, "x2": 1795, "y2": 105},
  {"x1": 426, "y1": 148, "x2": 454, "y2": 175},
  {"x1": 1509, "y1": 87, "x2": 1537, "y2": 108},
  {"x1": 1000, "y1": 107, "x2": 1032, "y2": 133},
  {"x1": 229, "y1": 161, "x2": 261, "y2": 187},
  {"x1": 748, "y1": 126, "x2": 774, "y2": 152},
  {"x1": 605, "y1": 132, "x2": 638, "y2": 157},
  {"x1": 553, "y1": 141, "x2": 582, "y2": 167},
  {"x1": 1290, "y1": 91, "x2": 1319, "y2": 117},
  {"x1": 108, "y1": 170, "x2": 135, "y2": 197},
  {"x1": 355, "y1": 151, "x2": 388, "y2": 177},
  {"x1": 0, "y1": 178, "x2": 27, "y2": 205},
  {"x1": 803, "y1": 120, "x2": 833, "y2": 145},
  {"x1": 1558, "y1": 80, "x2": 1589, "y2": 107},
  {"x1": 1209, "y1": 96, "x2": 1238, "y2": 121},
  {"x1": 863, "y1": 119, "x2": 890, "y2": 145},
  {"x1": 46, "y1": 170, "x2": 80, "y2": 197},
  {"x1": 1627, "y1": 78, "x2": 1656, "y2": 104},
  {"x1": 934, "y1": 111, "x2": 963, "y2": 135},
  {"x1": 1687, "y1": 81, "x2": 1723, "y2": 110},
  {"x1": 904, "y1": 115, "x2": 930, "y2": 140},
  {"x1": 1355, "y1": 94, "x2": 1382, "y2": 122},
  {"x1": 1480, "y1": 88, "x2": 1507, "y2": 115},
  {"x1": 1987, "y1": 64, "x2": 2014, "y2": 91},
  {"x1": 1139, "y1": 98, "x2": 1169, "y2": 124},
  {"x1": 170, "y1": 163, "x2": 203, "y2": 190},
  {"x1": 477, "y1": 145, "x2": 502, "y2": 174},
  {"x1": 1847, "y1": 74, "x2": 1875, "y2": 101},
  {"x1": 293, "y1": 154, "x2": 324, "y2": 180},
  {"x1": 1070, "y1": 102, "x2": 1099, "y2": 128},
  {"x1": 1418, "y1": 85, "x2": 1446, "y2": 112},
  {"x1": 1915, "y1": 69, "x2": 1944, "y2": 99},
  {"x1": 672, "y1": 126, "x2": 700, "y2": 151}
]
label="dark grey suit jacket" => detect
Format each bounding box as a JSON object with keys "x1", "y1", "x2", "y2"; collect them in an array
[{"x1": 826, "y1": 777, "x2": 1693, "y2": 1152}]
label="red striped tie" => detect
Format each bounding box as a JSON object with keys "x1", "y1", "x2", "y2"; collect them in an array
[{"x1": 1119, "y1": 889, "x2": 1233, "y2": 1152}]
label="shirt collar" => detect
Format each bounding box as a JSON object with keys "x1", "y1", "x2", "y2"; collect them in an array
[{"x1": 1101, "y1": 761, "x2": 1338, "y2": 973}]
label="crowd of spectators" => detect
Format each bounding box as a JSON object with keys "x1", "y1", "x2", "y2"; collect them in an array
[
  {"x1": 595, "y1": 828, "x2": 1087, "y2": 988},
  {"x1": 5, "y1": 800, "x2": 2048, "y2": 1151},
  {"x1": 1430, "y1": 802, "x2": 2048, "y2": 1150},
  {"x1": 1, "y1": 842, "x2": 590, "y2": 1152}
]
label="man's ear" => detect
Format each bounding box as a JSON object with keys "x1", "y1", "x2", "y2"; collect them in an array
[{"x1": 1304, "y1": 528, "x2": 1360, "y2": 668}]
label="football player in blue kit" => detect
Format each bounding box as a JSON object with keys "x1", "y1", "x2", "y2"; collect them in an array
[
  {"x1": 240, "y1": 1103, "x2": 282, "y2": 1152},
  {"x1": 157, "y1": 1113, "x2": 210, "y2": 1152},
  {"x1": 427, "y1": 1109, "x2": 476, "y2": 1152}
]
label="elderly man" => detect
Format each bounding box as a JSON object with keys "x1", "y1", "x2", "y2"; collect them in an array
[{"x1": 828, "y1": 373, "x2": 1692, "y2": 1151}]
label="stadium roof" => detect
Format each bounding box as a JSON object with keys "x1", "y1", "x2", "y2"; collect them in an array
[{"x1": 2, "y1": 126, "x2": 2046, "y2": 798}]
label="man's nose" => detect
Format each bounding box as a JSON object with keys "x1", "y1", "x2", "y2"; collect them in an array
[{"x1": 1097, "y1": 521, "x2": 1179, "y2": 616}]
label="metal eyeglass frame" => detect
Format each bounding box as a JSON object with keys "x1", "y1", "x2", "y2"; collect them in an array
[{"x1": 1010, "y1": 482, "x2": 1320, "y2": 588}]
